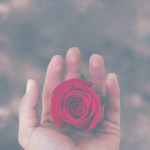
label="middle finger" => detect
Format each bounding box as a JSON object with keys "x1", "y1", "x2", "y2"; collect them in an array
[{"x1": 65, "y1": 47, "x2": 81, "y2": 81}]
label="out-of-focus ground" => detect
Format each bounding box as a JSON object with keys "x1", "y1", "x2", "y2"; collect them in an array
[{"x1": 0, "y1": 0, "x2": 150, "y2": 149}]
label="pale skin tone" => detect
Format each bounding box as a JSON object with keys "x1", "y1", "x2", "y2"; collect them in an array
[{"x1": 18, "y1": 47, "x2": 121, "y2": 150}]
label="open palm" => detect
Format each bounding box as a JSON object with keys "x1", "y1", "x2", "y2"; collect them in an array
[{"x1": 18, "y1": 48, "x2": 121, "y2": 150}]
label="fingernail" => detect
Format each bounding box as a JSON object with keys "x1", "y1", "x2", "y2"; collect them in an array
[
  {"x1": 111, "y1": 73, "x2": 117, "y2": 79},
  {"x1": 114, "y1": 74, "x2": 118, "y2": 80},
  {"x1": 52, "y1": 55, "x2": 61, "y2": 61},
  {"x1": 112, "y1": 73, "x2": 119, "y2": 84},
  {"x1": 26, "y1": 79, "x2": 34, "y2": 92}
]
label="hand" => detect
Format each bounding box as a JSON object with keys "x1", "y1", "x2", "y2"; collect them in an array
[{"x1": 18, "y1": 47, "x2": 121, "y2": 150}]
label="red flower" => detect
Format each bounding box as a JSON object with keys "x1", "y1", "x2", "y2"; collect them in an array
[{"x1": 50, "y1": 78, "x2": 103, "y2": 134}]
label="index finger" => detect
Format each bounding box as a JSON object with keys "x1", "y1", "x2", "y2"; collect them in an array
[{"x1": 41, "y1": 55, "x2": 64, "y2": 123}]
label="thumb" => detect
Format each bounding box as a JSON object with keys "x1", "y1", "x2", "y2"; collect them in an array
[{"x1": 18, "y1": 79, "x2": 40, "y2": 148}]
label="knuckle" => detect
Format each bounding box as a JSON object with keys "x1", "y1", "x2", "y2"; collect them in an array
[
  {"x1": 19, "y1": 95, "x2": 26, "y2": 108},
  {"x1": 67, "y1": 55, "x2": 79, "y2": 65},
  {"x1": 53, "y1": 64, "x2": 63, "y2": 73},
  {"x1": 107, "y1": 104, "x2": 120, "y2": 113}
]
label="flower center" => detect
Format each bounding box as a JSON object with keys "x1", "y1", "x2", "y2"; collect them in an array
[
  {"x1": 73, "y1": 101, "x2": 80, "y2": 109},
  {"x1": 75, "y1": 103, "x2": 79, "y2": 108}
]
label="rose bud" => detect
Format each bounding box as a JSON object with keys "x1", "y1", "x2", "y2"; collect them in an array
[{"x1": 50, "y1": 78, "x2": 103, "y2": 134}]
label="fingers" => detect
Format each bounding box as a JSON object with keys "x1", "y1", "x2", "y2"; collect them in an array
[
  {"x1": 41, "y1": 55, "x2": 64, "y2": 122},
  {"x1": 65, "y1": 47, "x2": 81, "y2": 80},
  {"x1": 104, "y1": 73, "x2": 120, "y2": 125},
  {"x1": 89, "y1": 54, "x2": 106, "y2": 95},
  {"x1": 19, "y1": 79, "x2": 40, "y2": 147},
  {"x1": 41, "y1": 47, "x2": 81, "y2": 123}
]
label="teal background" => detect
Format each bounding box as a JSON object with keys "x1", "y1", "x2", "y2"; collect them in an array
[{"x1": 0, "y1": 0, "x2": 150, "y2": 149}]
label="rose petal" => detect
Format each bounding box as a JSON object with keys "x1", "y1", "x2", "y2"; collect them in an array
[
  {"x1": 51, "y1": 78, "x2": 101, "y2": 133},
  {"x1": 85, "y1": 81, "x2": 93, "y2": 87},
  {"x1": 83, "y1": 85, "x2": 103, "y2": 134},
  {"x1": 57, "y1": 85, "x2": 73, "y2": 117},
  {"x1": 53, "y1": 78, "x2": 93, "y2": 98},
  {"x1": 71, "y1": 119, "x2": 92, "y2": 129},
  {"x1": 72, "y1": 82, "x2": 88, "y2": 91},
  {"x1": 65, "y1": 91, "x2": 87, "y2": 110},
  {"x1": 65, "y1": 90, "x2": 88, "y2": 106},
  {"x1": 58, "y1": 85, "x2": 72, "y2": 100},
  {"x1": 50, "y1": 94, "x2": 67, "y2": 128}
]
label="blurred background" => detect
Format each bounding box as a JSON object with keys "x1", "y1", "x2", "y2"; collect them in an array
[{"x1": 0, "y1": 0, "x2": 150, "y2": 149}]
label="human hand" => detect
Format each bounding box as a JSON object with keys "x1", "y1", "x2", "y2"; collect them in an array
[{"x1": 18, "y1": 47, "x2": 121, "y2": 150}]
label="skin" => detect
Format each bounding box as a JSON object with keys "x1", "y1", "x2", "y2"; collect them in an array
[{"x1": 18, "y1": 47, "x2": 121, "y2": 150}]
